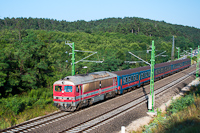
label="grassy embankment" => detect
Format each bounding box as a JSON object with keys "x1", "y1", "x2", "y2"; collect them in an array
[
  {"x1": 0, "y1": 88, "x2": 58, "y2": 130},
  {"x1": 132, "y1": 84, "x2": 200, "y2": 133}
]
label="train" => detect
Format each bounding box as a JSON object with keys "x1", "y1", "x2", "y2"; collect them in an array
[{"x1": 53, "y1": 58, "x2": 191, "y2": 111}]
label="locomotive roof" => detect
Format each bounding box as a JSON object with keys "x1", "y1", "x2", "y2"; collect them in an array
[
  {"x1": 112, "y1": 58, "x2": 190, "y2": 76},
  {"x1": 54, "y1": 71, "x2": 117, "y2": 85}
]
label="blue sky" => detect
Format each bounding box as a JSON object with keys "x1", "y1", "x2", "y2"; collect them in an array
[{"x1": 0, "y1": 0, "x2": 200, "y2": 28}]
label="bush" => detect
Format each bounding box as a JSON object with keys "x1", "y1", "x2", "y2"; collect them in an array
[
  {"x1": 34, "y1": 99, "x2": 45, "y2": 109},
  {"x1": 143, "y1": 88, "x2": 200, "y2": 133},
  {"x1": 4, "y1": 96, "x2": 26, "y2": 115},
  {"x1": 0, "y1": 87, "x2": 56, "y2": 130},
  {"x1": 168, "y1": 94, "x2": 194, "y2": 114},
  {"x1": 0, "y1": 87, "x2": 53, "y2": 116},
  {"x1": 29, "y1": 88, "x2": 43, "y2": 98}
]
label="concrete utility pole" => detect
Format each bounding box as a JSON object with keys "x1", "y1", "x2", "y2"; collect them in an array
[
  {"x1": 171, "y1": 36, "x2": 175, "y2": 61},
  {"x1": 178, "y1": 47, "x2": 180, "y2": 59},
  {"x1": 148, "y1": 40, "x2": 155, "y2": 113},
  {"x1": 196, "y1": 46, "x2": 199, "y2": 79},
  {"x1": 65, "y1": 41, "x2": 75, "y2": 76},
  {"x1": 176, "y1": 47, "x2": 180, "y2": 59},
  {"x1": 190, "y1": 48, "x2": 193, "y2": 65},
  {"x1": 71, "y1": 42, "x2": 75, "y2": 76}
]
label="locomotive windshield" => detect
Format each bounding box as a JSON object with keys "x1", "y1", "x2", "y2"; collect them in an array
[
  {"x1": 64, "y1": 86, "x2": 73, "y2": 92},
  {"x1": 55, "y1": 85, "x2": 62, "y2": 92}
]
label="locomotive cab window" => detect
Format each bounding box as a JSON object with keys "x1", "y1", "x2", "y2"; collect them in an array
[
  {"x1": 64, "y1": 86, "x2": 72, "y2": 92},
  {"x1": 55, "y1": 85, "x2": 62, "y2": 92},
  {"x1": 76, "y1": 85, "x2": 79, "y2": 92}
]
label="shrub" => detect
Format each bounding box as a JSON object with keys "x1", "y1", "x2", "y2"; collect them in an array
[
  {"x1": 34, "y1": 99, "x2": 46, "y2": 109},
  {"x1": 168, "y1": 94, "x2": 194, "y2": 114},
  {"x1": 4, "y1": 96, "x2": 26, "y2": 115},
  {"x1": 143, "y1": 85, "x2": 200, "y2": 133},
  {"x1": 28, "y1": 88, "x2": 43, "y2": 98}
]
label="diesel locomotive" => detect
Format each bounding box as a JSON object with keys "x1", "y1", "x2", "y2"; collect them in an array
[{"x1": 53, "y1": 58, "x2": 191, "y2": 111}]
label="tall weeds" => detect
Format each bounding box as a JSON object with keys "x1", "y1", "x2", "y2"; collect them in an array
[{"x1": 0, "y1": 88, "x2": 58, "y2": 130}]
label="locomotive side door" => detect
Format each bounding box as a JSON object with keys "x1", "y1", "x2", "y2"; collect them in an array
[
  {"x1": 138, "y1": 73, "x2": 141, "y2": 87},
  {"x1": 76, "y1": 85, "x2": 82, "y2": 102},
  {"x1": 79, "y1": 85, "x2": 82, "y2": 101},
  {"x1": 120, "y1": 78, "x2": 122, "y2": 91},
  {"x1": 113, "y1": 78, "x2": 115, "y2": 90}
]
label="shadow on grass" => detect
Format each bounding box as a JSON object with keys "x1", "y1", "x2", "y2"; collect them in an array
[{"x1": 162, "y1": 118, "x2": 200, "y2": 133}]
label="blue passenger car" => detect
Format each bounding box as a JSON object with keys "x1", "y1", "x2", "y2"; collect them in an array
[{"x1": 113, "y1": 58, "x2": 191, "y2": 94}]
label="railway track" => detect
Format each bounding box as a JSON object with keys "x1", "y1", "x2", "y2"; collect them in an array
[
  {"x1": 1, "y1": 65, "x2": 197, "y2": 133},
  {"x1": 59, "y1": 69, "x2": 197, "y2": 133},
  {"x1": 1, "y1": 111, "x2": 71, "y2": 133}
]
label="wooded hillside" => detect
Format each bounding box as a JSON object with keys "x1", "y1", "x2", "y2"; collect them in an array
[
  {"x1": 1, "y1": 17, "x2": 200, "y2": 45},
  {"x1": 0, "y1": 17, "x2": 199, "y2": 97}
]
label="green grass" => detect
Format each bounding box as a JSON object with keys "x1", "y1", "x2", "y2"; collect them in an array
[
  {"x1": 133, "y1": 84, "x2": 200, "y2": 133},
  {"x1": 152, "y1": 97, "x2": 200, "y2": 133},
  {"x1": 0, "y1": 88, "x2": 58, "y2": 130}
]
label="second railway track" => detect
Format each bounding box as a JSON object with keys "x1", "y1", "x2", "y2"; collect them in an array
[{"x1": 1, "y1": 111, "x2": 71, "y2": 133}]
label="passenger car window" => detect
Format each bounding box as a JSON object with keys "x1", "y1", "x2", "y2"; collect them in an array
[
  {"x1": 145, "y1": 72, "x2": 147, "y2": 77},
  {"x1": 141, "y1": 73, "x2": 143, "y2": 79},
  {"x1": 123, "y1": 77, "x2": 126, "y2": 84},
  {"x1": 134, "y1": 74, "x2": 138, "y2": 80},
  {"x1": 131, "y1": 75, "x2": 134, "y2": 81},
  {"x1": 128, "y1": 76, "x2": 131, "y2": 82}
]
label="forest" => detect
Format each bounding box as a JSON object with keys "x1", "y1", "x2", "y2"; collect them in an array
[{"x1": 0, "y1": 17, "x2": 200, "y2": 98}]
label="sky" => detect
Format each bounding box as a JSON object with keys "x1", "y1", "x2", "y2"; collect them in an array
[{"x1": 0, "y1": 0, "x2": 200, "y2": 29}]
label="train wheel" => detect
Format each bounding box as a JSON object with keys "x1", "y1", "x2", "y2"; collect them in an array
[
  {"x1": 132, "y1": 86, "x2": 136, "y2": 90},
  {"x1": 111, "y1": 91, "x2": 116, "y2": 97},
  {"x1": 89, "y1": 99, "x2": 93, "y2": 106},
  {"x1": 117, "y1": 90, "x2": 122, "y2": 95},
  {"x1": 104, "y1": 93, "x2": 109, "y2": 99},
  {"x1": 128, "y1": 88, "x2": 132, "y2": 92},
  {"x1": 123, "y1": 89, "x2": 128, "y2": 94},
  {"x1": 76, "y1": 102, "x2": 83, "y2": 111}
]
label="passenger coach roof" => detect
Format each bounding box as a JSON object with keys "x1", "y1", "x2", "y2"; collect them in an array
[
  {"x1": 54, "y1": 71, "x2": 117, "y2": 85},
  {"x1": 112, "y1": 58, "x2": 190, "y2": 76}
]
